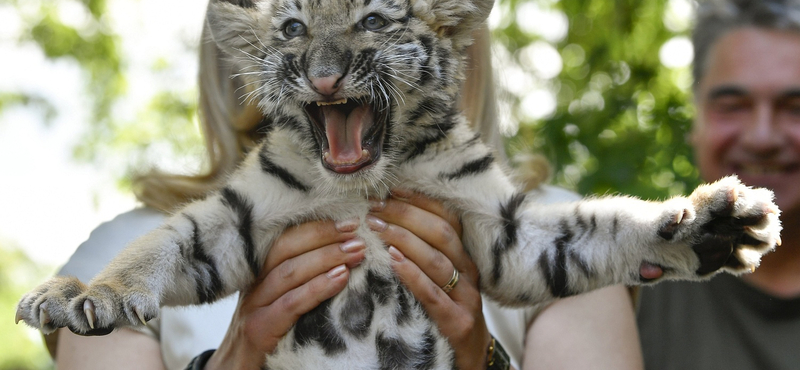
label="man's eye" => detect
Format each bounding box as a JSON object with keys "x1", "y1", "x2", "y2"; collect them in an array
[
  {"x1": 712, "y1": 98, "x2": 750, "y2": 113},
  {"x1": 283, "y1": 20, "x2": 306, "y2": 38},
  {"x1": 361, "y1": 14, "x2": 388, "y2": 31},
  {"x1": 718, "y1": 103, "x2": 747, "y2": 112},
  {"x1": 779, "y1": 99, "x2": 800, "y2": 117}
]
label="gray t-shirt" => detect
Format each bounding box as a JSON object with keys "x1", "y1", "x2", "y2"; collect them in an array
[{"x1": 637, "y1": 274, "x2": 800, "y2": 370}]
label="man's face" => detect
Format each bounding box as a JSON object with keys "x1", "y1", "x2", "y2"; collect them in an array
[{"x1": 693, "y1": 28, "x2": 800, "y2": 216}]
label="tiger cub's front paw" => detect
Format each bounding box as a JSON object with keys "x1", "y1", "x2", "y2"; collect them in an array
[
  {"x1": 16, "y1": 276, "x2": 159, "y2": 335},
  {"x1": 660, "y1": 176, "x2": 781, "y2": 277}
]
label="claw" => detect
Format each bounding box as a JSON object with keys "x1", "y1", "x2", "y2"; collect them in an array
[
  {"x1": 776, "y1": 236, "x2": 783, "y2": 247},
  {"x1": 729, "y1": 188, "x2": 739, "y2": 204},
  {"x1": 675, "y1": 209, "x2": 685, "y2": 225},
  {"x1": 39, "y1": 307, "x2": 50, "y2": 330},
  {"x1": 134, "y1": 308, "x2": 148, "y2": 326},
  {"x1": 15, "y1": 308, "x2": 23, "y2": 325},
  {"x1": 750, "y1": 265, "x2": 756, "y2": 273},
  {"x1": 83, "y1": 300, "x2": 96, "y2": 329}
]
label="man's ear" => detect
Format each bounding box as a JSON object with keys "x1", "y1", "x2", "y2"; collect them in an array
[
  {"x1": 205, "y1": 1, "x2": 261, "y2": 57},
  {"x1": 411, "y1": 0, "x2": 494, "y2": 48}
]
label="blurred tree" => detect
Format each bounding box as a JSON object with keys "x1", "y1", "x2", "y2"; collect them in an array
[
  {"x1": 494, "y1": 0, "x2": 701, "y2": 199},
  {"x1": 0, "y1": 0, "x2": 203, "y2": 190}
]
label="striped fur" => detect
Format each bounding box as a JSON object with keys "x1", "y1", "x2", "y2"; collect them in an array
[{"x1": 18, "y1": 0, "x2": 781, "y2": 368}]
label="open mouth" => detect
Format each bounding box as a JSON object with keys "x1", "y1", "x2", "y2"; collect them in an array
[
  {"x1": 304, "y1": 98, "x2": 389, "y2": 174},
  {"x1": 734, "y1": 163, "x2": 800, "y2": 177}
]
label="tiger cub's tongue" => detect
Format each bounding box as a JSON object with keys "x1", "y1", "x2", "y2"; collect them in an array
[{"x1": 322, "y1": 104, "x2": 373, "y2": 166}]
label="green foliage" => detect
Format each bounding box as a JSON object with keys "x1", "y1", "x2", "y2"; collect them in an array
[
  {"x1": 23, "y1": 0, "x2": 124, "y2": 130},
  {"x1": 497, "y1": 0, "x2": 701, "y2": 199},
  {"x1": 73, "y1": 89, "x2": 204, "y2": 191},
  {"x1": 2, "y1": 0, "x2": 202, "y2": 183},
  {"x1": 0, "y1": 242, "x2": 54, "y2": 370},
  {"x1": 0, "y1": 93, "x2": 56, "y2": 124}
]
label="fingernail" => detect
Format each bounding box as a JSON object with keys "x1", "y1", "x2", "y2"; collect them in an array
[
  {"x1": 369, "y1": 199, "x2": 386, "y2": 212},
  {"x1": 388, "y1": 246, "x2": 405, "y2": 261},
  {"x1": 327, "y1": 265, "x2": 347, "y2": 278},
  {"x1": 391, "y1": 189, "x2": 412, "y2": 201},
  {"x1": 366, "y1": 215, "x2": 387, "y2": 232},
  {"x1": 340, "y1": 238, "x2": 365, "y2": 253},
  {"x1": 335, "y1": 218, "x2": 359, "y2": 233}
]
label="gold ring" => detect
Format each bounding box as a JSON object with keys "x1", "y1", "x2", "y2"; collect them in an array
[{"x1": 442, "y1": 269, "x2": 459, "y2": 293}]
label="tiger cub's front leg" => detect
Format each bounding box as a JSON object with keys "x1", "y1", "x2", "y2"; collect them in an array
[
  {"x1": 15, "y1": 192, "x2": 270, "y2": 335},
  {"x1": 15, "y1": 146, "x2": 303, "y2": 335},
  {"x1": 473, "y1": 176, "x2": 781, "y2": 306}
]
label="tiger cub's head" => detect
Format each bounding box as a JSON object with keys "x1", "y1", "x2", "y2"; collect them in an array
[{"x1": 207, "y1": 0, "x2": 493, "y2": 187}]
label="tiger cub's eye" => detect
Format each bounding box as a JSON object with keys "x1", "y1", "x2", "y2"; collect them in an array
[
  {"x1": 360, "y1": 14, "x2": 388, "y2": 31},
  {"x1": 283, "y1": 19, "x2": 306, "y2": 38}
]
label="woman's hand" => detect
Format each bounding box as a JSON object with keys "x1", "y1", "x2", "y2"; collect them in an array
[
  {"x1": 205, "y1": 219, "x2": 367, "y2": 369},
  {"x1": 368, "y1": 190, "x2": 492, "y2": 370}
]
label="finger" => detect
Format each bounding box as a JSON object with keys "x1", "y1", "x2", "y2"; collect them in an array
[
  {"x1": 369, "y1": 198, "x2": 471, "y2": 273},
  {"x1": 388, "y1": 246, "x2": 458, "y2": 314},
  {"x1": 247, "y1": 239, "x2": 366, "y2": 307},
  {"x1": 367, "y1": 215, "x2": 461, "y2": 289},
  {"x1": 266, "y1": 219, "x2": 359, "y2": 273},
  {"x1": 389, "y1": 189, "x2": 462, "y2": 235},
  {"x1": 244, "y1": 265, "x2": 350, "y2": 344}
]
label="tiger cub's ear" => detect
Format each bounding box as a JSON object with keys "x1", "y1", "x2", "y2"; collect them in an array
[
  {"x1": 205, "y1": 1, "x2": 262, "y2": 57},
  {"x1": 411, "y1": 0, "x2": 494, "y2": 48}
]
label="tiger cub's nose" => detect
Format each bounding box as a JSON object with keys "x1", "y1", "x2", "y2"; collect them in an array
[{"x1": 309, "y1": 75, "x2": 344, "y2": 97}]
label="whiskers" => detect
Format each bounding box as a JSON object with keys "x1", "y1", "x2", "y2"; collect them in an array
[
  {"x1": 366, "y1": 31, "x2": 432, "y2": 112},
  {"x1": 230, "y1": 30, "x2": 288, "y2": 108}
]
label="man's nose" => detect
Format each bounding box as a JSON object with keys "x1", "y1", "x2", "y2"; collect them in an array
[{"x1": 741, "y1": 103, "x2": 782, "y2": 155}]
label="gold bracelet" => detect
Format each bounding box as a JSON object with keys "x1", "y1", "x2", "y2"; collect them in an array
[
  {"x1": 487, "y1": 337, "x2": 496, "y2": 366},
  {"x1": 486, "y1": 336, "x2": 510, "y2": 370}
]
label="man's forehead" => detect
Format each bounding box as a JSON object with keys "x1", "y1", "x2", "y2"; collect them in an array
[{"x1": 700, "y1": 28, "x2": 800, "y2": 99}]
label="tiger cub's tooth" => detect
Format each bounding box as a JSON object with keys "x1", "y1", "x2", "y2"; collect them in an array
[{"x1": 315, "y1": 98, "x2": 348, "y2": 106}]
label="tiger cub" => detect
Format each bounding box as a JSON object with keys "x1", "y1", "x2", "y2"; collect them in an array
[{"x1": 17, "y1": 0, "x2": 781, "y2": 368}]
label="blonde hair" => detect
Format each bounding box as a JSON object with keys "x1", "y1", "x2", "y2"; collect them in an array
[{"x1": 133, "y1": 15, "x2": 545, "y2": 211}]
